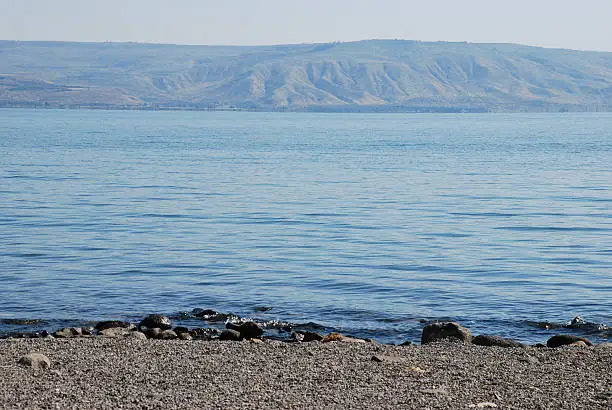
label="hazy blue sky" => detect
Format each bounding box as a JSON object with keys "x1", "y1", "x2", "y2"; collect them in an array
[{"x1": 1, "y1": 0, "x2": 611, "y2": 51}]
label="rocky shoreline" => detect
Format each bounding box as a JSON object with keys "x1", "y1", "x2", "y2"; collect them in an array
[{"x1": 1, "y1": 313, "x2": 610, "y2": 408}]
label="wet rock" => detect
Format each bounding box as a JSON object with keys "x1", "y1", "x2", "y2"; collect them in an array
[
  {"x1": 399, "y1": 341, "x2": 413, "y2": 346},
  {"x1": 139, "y1": 314, "x2": 172, "y2": 330},
  {"x1": 18, "y1": 353, "x2": 51, "y2": 371},
  {"x1": 292, "y1": 331, "x2": 323, "y2": 343},
  {"x1": 158, "y1": 330, "x2": 178, "y2": 340},
  {"x1": 81, "y1": 327, "x2": 94, "y2": 336},
  {"x1": 219, "y1": 329, "x2": 242, "y2": 341},
  {"x1": 173, "y1": 326, "x2": 189, "y2": 334},
  {"x1": 192, "y1": 309, "x2": 222, "y2": 319},
  {"x1": 473, "y1": 335, "x2": 526, "y2": 348},
  {"x1": 547, "y1": 334, "x2": 592, "y2": 348},
  {"x1": 421, "y1": 322, "x2": 472, "y2": 345},
  {"x1": 94, "y1": 321, "x2": 135, "y2": 331},
  {"x1": 189, "y1": 328, "x2": 214, "y2": 340},
  {"x1": 226, "y1": 321, "x2": 263, "y2": 339},
  {"x1": 53, "y1": 327, "x2": 82, "y2": 339}
]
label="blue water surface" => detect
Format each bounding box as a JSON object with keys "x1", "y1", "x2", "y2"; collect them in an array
[{"x1": 0, "y1": 109, "x2": 610, "y2": 344}]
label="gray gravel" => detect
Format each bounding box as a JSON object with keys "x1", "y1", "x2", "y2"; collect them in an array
[{"x1": 1, "y1": 338, "x2": 610, "y2": 409}]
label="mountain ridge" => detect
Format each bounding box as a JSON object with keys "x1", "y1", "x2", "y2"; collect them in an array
[{"x1": 2, "y1": 39, "x2": 612, "y2": 111}]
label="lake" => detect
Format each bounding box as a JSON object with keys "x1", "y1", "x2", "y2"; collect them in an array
[{"x1": 0, "y1": 109, "x2": 610, "y2": 344}]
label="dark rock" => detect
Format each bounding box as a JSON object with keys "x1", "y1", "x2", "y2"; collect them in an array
[
  {"x1": 94, "y1": 321, "x2": 134, "y2": 331},
  {"x1": 189, "y1": 328, "x2": 214, "y2": 340},
  {"x1": 146, "y1": 328, "x2": 162, "y2": 339},
  {"x1": 473, "y1": 334, "x2": 526, "y2": 348},
  {"x1": 174, "y1": 326, "x2": 189, "y2": 334},
  {"x1": 139, "y1": 314, "x2": 172, "y2": 330},
  {"x1": 18, "y1": 353, "x2": 51, "y2": 371},
  {"x1": 192, "y1": 309, "x2": 220, "y2": 318},
  {"x1": 291, "y1": 332, "x2": 304, "y2": 342},
  {"x1": 293, "y1": 331, "x2": 323, "y2": 343},
  {"x1": 547, "y1": 334, "x2": 593, "y2": 348},
  {"x1": 53, "y1": 327, "x2": 82, "y2": 339},
  {"x1": 81, "y1": 327, "x2": 94, "y2": 336},
  {"x1": 421, "y1": 322, "x2": 472, "y2": 345},
  {"x1": 226, "y1": 321, "x2": 263, "y2": 339},
  {"x1": 399, "y1": 340, "x2": 413, "y2": 346},
  {"x1": 219, "y1": 329, "x2": 242, "y2": 341}
]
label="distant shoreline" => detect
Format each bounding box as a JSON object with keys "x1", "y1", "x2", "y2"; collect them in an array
[{"x1": 2, "y1": 105, "x2": 611, "y2": 114}]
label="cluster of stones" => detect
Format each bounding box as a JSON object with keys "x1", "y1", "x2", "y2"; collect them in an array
[
  {"x1": 420, "y1": 321, "x2": 599, "y2": 348},
  {"x1": 6, "y1": 314, "x2": 607, "y2": 349}
]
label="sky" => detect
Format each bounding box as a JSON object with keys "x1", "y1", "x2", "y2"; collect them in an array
[{"x1": 1, "y1": 0, "x2": 612, "y2": 52}]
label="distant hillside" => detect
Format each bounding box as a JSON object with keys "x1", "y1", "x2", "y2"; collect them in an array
[{"x1": 2, "y1": 40, "x2": 612, "y2": 111}]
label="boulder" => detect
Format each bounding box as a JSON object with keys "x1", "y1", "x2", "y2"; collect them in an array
[
  {"x1": 226, "y1": 321, "x2": 263, "y2": 339},
  {"x1": 126, "y1": 331, "x2": 148, "y2": 340},
  {"x1": 99, "y1": 327, "x2": 132, "y2": 338},
  {"x1": 294, "y1": 331, "x2": 323, "y2": 343},
  {"x1": 139, "y1": 314, "x2": 172, "y2": 330},
  {"x1": 189, "y1": 328, "x2": 214, "y2": 340},
  {"x1": 146, "y1": 328, "x2": 162, "y2": 339},
  {"x1": 421, "y1": 322, "x2": 472, "y2": 345},
  {"x1": 178, "y1": 332, "x2": 193, "y2": 340},
  {"x1": 173, "y1": 326, "x2": 189, "y2": 334},
  {"x1": 53, "y1": 327, "x2": 82, "y2": 339},
  {"x1": 547, "y1": 334, "x2": 592, "y2": 348},
  {"x1": 219, "y1": 329, "x2": 242, "y2": 341},
  {"x1": 473, "y1": 335, "x2": 526, "y2": 348},
  {"x1": 158, "y1": 330, "x2": 178, "y2": 340},
  {"x1": 94, "y1": 321, "x2": 135, "y2": 331},
  {"x1": 18, "y1": 353, "x2": 51, "y2": 371}
]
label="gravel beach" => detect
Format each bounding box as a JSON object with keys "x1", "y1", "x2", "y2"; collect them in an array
[{"x1": 1, "y1": 338, "x2": 610, "y2": 409}]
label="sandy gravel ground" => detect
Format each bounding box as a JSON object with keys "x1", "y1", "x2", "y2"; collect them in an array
[{"x1": 0, "y1": 338, "x2": 610, "y2": 409}]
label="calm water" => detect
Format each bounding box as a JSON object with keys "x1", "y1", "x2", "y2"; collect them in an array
[{"x1": 0, "y1": 109, "x2": 610, "y2": 344}]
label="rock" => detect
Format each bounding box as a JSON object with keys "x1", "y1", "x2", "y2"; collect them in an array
[
  {"x1": 192, "y1": 309, "x2": 222, "y2": 319},
  {"x1": 293, "y1": 331, "x2": 323, "y2": 342},
  {"x1": 99, "y1": 327, "x2": 132, "y2": 338},
  {"x1": 189, "y1": 328, "x2": 214, "y2": 340},
  {"x1": 547, "y1": 334, "x2": 592, "y2": 348},
  {"x1": 322, "y1": 332, "x2": 344, "y2": 343},
  {"x1": 173, "y1": 326, "x2": 189, "y2": 334},
  {"x1": 473, "y1": 335, "x2": 526, "y2": 348},
  {"x1": 569, "y1": 340, "x2": 588, "y2": 347},
  {"x1": 126, "y1": 331, "x2": 148, "y2": 340},
  {"x1": 18, "y1": 353, "x2": 51, "y2": 371},
  {"x1": 219, "y1": 329, "x2": 242, "y2": 341},
  {"x1": 399, "y1": 341, "x2": 413, "y2": 346},
  {"x1": 94, "y1": 321, "x2": 134, "y2": 331},
  {"x1": 178, "y1": 332, "x2": 193, "y2": 340},
  {"x1": 146, "y1": 328, "x2": 162, "y2": 339},
  {"x1": 371, "y1": 355, "x2": 384, "y2": 362},
  {"x1": 158, "y1": 330, "x2": 178, "y2": 340},
  {"x1": 139, "y1": 314, "x2": 172, "y2": 330},
  {"x1": 53, "y1": 327, "x2": 82, "y2": 339},
  {"x1": 226, "y1": 321, "x2": 263, "y2": 339},
  {"x1": 421, "y1": 322, "x2": 472, "y2": 345},
  {"x1": 81, "y1": 327, "x2": 94, "y2": 336}
]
